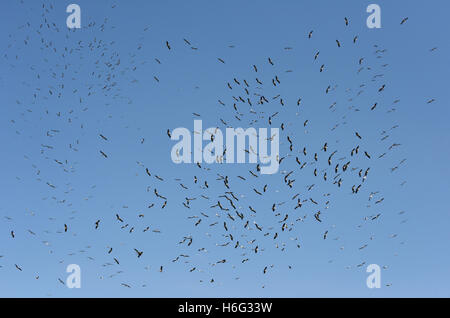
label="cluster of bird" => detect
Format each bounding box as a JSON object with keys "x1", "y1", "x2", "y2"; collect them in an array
[{"x1": 1, "y1": 1, "x2": 437, "y2": 293}]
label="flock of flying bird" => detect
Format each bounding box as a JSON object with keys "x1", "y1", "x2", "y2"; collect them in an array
[{"x1": 1, "y1": 1, "x2": 438, "y2": 294}]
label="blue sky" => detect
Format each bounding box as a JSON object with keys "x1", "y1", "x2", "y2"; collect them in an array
[{"x1": 0, "y1": 0, "x2": 449, "y2": 297}]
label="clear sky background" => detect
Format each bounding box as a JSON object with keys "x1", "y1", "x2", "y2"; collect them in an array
[{"x1": 0, "y1": 0, "x2": 449, "y2": 297}]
